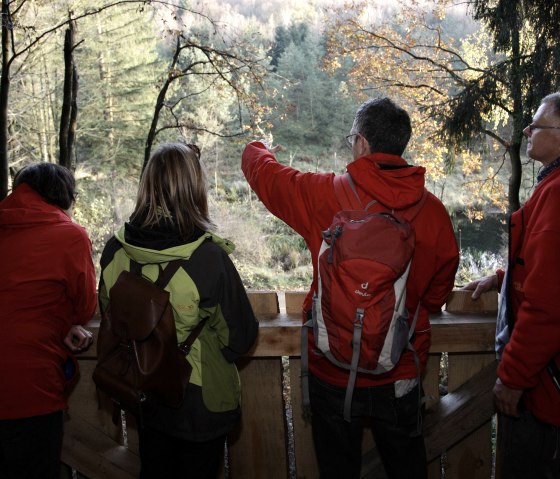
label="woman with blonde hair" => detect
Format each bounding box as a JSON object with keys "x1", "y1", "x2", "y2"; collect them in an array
[{"x1": 98, "y1": 143, "x2": 258, "y2": 478}]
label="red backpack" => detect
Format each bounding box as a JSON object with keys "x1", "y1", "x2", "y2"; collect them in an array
[{"x1": 302, "y1": 173, "x2": 426, "y2": 421}]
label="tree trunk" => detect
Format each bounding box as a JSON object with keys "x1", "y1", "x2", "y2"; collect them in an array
[
  {"x1": 0, "y1": 0, "x2": 11, "y2": 199},
  {"x1": 143, "y1": 36, "x2": 182, "y2": 173},
  {"x1": 59, "y1": 20, "x2": 76, "y2": 169},
  {"x1": 97, "y1": 19, "x2": 115, "y2": 148},
  {"x1": 507, "y1": 142, "x2": 522, "y2": 213},
  {"x1": 68, "y1": 61, "x2": 79, "y2": 166}
]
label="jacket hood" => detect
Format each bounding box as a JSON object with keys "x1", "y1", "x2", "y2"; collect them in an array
[
  {"x1": 346, "y1": 153, "x2": 426, "y2": 209},
  {"x1": 0, "y1": 184, "x2": 69, "y2": 228},
  {"x1": 114, "y1": 226, "x2": 235, "y2": 264}
]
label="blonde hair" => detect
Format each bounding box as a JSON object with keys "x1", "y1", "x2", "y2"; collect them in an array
[{"x1": 131, "y1": 143, "x2": 215, "y2": 239}]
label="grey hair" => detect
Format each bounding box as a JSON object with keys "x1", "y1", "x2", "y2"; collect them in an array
[
  {"x1": 541, "y1": 92, "x2": 560, "y2": 115},
  {"x1": 352, "y1": 98, "x2": 412, "y2": 156}
]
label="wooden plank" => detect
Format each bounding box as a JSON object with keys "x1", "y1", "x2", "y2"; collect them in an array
[
  {"x1": 82, "y1": 314, "x2": 496, "y2": 359},
  {"x1": 62, "y1": 415, "x2": 139, "y2": 479},
  {"x1": 228, "y1": 358, "x2": 288, "y2": 478},
  {"x1": 246, "y1": 290, "x2": 279, "y2": 316},
  {"x1": 424, "y1": 354, "x2": 442, "y2": 479},
  {"x1": 285, "y1": 291, "x2": 307, "y2": 314},
  {"x1": 246, "y1": 314, "x2": 497, "y2": 357},
  {"x1": 440, "y1": 354, "x2": 495, "y2": 479},
  {"x1": 253, "y1": 314, "x2": 301, "y2": 356},
  {"x1": 289, "y1": 358, "x2": 319, "y2": 479},
  {"x1": 429, "y1": 314, "x2": 496, "y2": 353},
  {"x1": 423, "y1": 353, "x2": 443, "y2": 409},
  {"x1": 423, "y1": 360, "x2": 497, "y2": 461},
  {"x1": 445, "y1": 290, "x2": 498, "y2": 314}
]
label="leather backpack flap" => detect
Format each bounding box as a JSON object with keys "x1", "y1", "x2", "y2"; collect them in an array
[{"x1": 109, "y1": 270, "x2": 171, "y2": 340}]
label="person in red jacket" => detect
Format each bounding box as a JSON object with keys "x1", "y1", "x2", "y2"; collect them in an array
[
  {"x1": 0, "y1": 164, "x2": 97, "y2": 479},
  {"x1": 464, "y1": 92, "x2": 560, "y2": 479},
  {"x1": 242, "y1": 97, "x2": 458, "y2": 479}
]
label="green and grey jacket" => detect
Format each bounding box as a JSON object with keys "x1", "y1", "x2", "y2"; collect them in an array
[{"x1": 99, "y1": 224, "x2": 258, "y2": 440}]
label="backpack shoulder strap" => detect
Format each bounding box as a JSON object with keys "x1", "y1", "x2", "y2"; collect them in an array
[
  {"x1": 155, "y1": 258, "x2": 207, "y2": 354},
  {"x1": 155, "y1": 260, "x2": 185, "y2": 289},
  {"x1": 179, "y1": 317, "x2": 208, "y2": 355},
  {"x1": 129, "y1": 258, "x2": 143, "y2": 275},
  {"x1": 127, "y1": 258, "x2": 184, "y2": 289},
  {"x1": 334, "y1": 173, "x2": 362, "y2": 210}
]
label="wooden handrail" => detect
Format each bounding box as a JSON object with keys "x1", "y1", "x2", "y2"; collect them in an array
[
  {"x1": 65, "y1": 289, "x2": 500, "y2": 479},
  {"x1": 80, "y1": 312, "x2": 497, "y2": 359}
]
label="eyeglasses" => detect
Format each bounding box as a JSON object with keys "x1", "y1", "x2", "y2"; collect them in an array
[
  {"x1": 345, "y1": 134, "x2": 359, "y2": 149},
  {"x1": 526, "y1": 123, "x2": 560, "y2": 134},
  {"x1": 186, "y1": 143, "x2": 201, "y2": 159}
]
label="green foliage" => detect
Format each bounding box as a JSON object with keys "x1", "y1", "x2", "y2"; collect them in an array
[
  {"x1": 470, "y1": 0, "x2": 560, "y2": 121},
  {"x1": 4, "y1": 2, "x2": 524, "y2": 290},
  {"x1": 264, "y1": 216, "x2": 310, "y2": 272},
  {"x1": 210, "y1": 195, "x2": 312, "y2": 289},
  {"x1": 75, "y1": 4, "x2": 163, "y2": 173},
  {"x1": 72, "y1": 180, "x2": 113, "y2": 269},
  {"x1": 265, "y1": 25, "x2": 356, "y2": 153},
  {"x1": 269, "y1": 22, "x2": 309, "y2": 69}
]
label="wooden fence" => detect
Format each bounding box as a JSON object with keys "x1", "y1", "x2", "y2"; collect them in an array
[{"x1": 61, "y1": 289, "x2": 499, "y2": 479}]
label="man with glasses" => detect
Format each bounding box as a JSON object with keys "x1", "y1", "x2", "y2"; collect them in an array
[
  {"x1": 242, "y1": 97, "x2": 458, "y2": 479},
  {"x1": 464, "y1": 93, "x2": 560, "y2": 478}
]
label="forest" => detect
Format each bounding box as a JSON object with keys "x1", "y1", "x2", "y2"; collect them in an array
[{"x1": 2, "y1": 0, "x2": 559, "y2": 289}]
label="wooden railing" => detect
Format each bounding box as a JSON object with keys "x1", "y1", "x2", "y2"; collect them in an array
[{"x1": 62, "y1": 289, "x2": 499, "y2": 479}]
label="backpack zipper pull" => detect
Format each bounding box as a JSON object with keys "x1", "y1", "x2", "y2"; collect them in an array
[{"x1": 326, "y1": 225, "x2": 342, "y2": 264}]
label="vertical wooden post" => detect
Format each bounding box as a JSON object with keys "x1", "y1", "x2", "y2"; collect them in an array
[
  {"x1": 442, "y1": 290, "x2": 498, "y2": 479},
  {"x1": 284, "y1": 291, "x2": 320, "y2": 479},
  {"x1": 424, "y1": 353, "x2": 443, "y2": 479},
  {"x1": 228, "y1": 292, "x2": 289, "y2": 478},
  {"x1": 443, "y1": 353, "x2": 495, "y2": 479}
]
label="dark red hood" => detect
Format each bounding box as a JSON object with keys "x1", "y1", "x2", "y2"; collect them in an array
[
  {"x1": 347, "y1": 153, "x2": 426, "y2": 209},
  {"x1": 0, "y1": 184, "x2": 68, "y2": 228}
]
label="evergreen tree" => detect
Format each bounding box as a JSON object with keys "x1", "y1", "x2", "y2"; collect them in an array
[
  {"x1": 267, "y1": 25, "x2": 355, "y2": 159},
  {"x1": 447, "y1": 0, "x2": 560, "y2": 211},
  {"x1": 269, "y1": 22, "x2": 309, "y2": 70},
  {"x1": 325, "y1": 0, "x2": 560, "y2": 212},
  {"x1": 75, "y1": 3, "x2": 163, "y2": 174}
]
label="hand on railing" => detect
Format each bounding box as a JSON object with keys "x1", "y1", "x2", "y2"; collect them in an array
[
  {"x1": 64, "y1": 325, "x2": 94, "y2": 352},
  {"x1": 460, "y1": 273, "x2": 499, "y2": 300}
]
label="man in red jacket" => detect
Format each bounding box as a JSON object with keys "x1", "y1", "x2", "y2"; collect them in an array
[
  {"x1": 242, "y1": 97, "x2": 458, "y2": 479},
  {"x1": 464, "y1": 92, "x2": 560, "y2": 479}
]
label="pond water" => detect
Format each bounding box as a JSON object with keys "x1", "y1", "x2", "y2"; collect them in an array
[{"x1": 453, "y1": 212, "x2": 507, "y2": 256}]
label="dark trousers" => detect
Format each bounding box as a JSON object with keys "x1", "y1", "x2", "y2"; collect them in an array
[
  {"x1": 498, "y1": 410, "x2": 560, "y2": 479},
  {"x1": 138, "y1": 425, "x2": 226, "y2": 479},
  {"x1": 0, "y1": 411, "x2": 63, "y2": 479},
  {"x1": 309, "y1": 374, "x2": 427, "y2": 479}
]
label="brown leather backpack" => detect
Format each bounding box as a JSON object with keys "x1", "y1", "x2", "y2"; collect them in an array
[{"x1": 92, "y1": 259, "x2": 207, "y2": 420}]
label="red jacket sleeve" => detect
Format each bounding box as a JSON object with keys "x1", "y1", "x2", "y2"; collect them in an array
[
  {"x1": 242, "y1": 141, "x2": 336, "y2": 239},
  {"x1": 416, "y1": 197, "x2": 459, "y2": 313},
  {"x1": 499, "y1": 187, "x2": 560, "y2": 390},
  {"x1": 65, "y1": 226, "x2": 97, "y2": 326}
]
